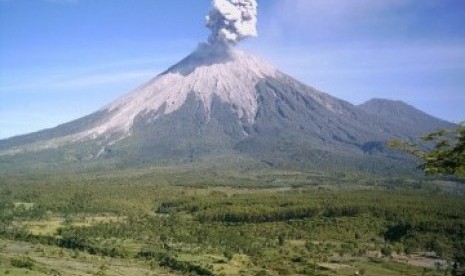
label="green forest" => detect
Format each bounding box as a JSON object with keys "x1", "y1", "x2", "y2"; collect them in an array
[{"x1": 0, "y1": 166, "x2": 464, "y2": 275}]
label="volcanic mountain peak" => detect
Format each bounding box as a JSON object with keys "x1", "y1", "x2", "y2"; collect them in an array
[
  {"x1": 0, "y1": 42, "x2": 455, "y2": 173},
  {"x1": 0, "y1": 0, "x2": 456, "y2": 173},
  {"x1": 85, "y1": 44, "x2": 277, "y2": 139}
]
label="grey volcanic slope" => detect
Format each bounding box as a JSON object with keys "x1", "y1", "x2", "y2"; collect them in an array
[
  {"x1": 0, "y1": 110, "x2": 112, "y2": 151},
  {"x1": 0, "y1": 45, "x2": 456, "y2": 173}
]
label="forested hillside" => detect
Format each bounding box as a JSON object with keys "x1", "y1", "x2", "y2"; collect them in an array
[{"x1": 1, "y1": 168, "x2": 464, "y2": 275}]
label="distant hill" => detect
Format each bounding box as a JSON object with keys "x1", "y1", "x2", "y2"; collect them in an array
[{"x1": 358, "y1": 98, "x2": 455, "y2": 136}]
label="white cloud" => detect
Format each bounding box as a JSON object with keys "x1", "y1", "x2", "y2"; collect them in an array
[{"x1": 206, "y1": 0, "x2": 258, "y2": 44}]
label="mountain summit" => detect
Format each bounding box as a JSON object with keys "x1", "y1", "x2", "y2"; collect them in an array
[
  {"x1": 0, "y1": 42, "x2": 455, "y2": 173},
  {"x1": 100, "y1": 44, "x2": 276, "y2": 138},
  {"x1": 1, "y1": 44, "x2": 277, "y2": 153}
]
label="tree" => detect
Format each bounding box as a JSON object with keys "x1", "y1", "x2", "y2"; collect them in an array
[
  {"x1": 390, "y1": 124, "x2": 465, "y2": 274},
  {"x1": 278, "y1": 234, "x2": 286, "y2": 246},
  {"x1": 389, "y1": 124, "x2": 465, "y2": 177},
  {"x1": 0, "y1": 196, "x2": 14, "y2": 232}
]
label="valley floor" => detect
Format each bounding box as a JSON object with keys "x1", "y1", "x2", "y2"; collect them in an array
[{"x1": 0, "y1": 167, "x2": 464, "y2": 275}]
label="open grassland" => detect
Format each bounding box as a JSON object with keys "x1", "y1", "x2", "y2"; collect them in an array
[
  {"x1": 0, "y1": 167, "x2": 464, "y2": 275},
  {"x1": 0, "y1": 239, "x2": 174, "y2": 275}
]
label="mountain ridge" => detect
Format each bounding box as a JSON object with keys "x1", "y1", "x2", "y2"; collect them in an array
[
  {"x1": 0, "y1": 44, "x2": 456, "y2": 173},
  {"x1": 358, "y1": 98, "x2": 454, "y2": 135}
]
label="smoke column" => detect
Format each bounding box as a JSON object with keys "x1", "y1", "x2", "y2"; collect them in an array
[{"x1": 206, "y1": 0, "x2": 258, "y2": 45}]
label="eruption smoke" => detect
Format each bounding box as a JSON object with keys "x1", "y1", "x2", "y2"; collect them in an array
[{"x1": 206, "y1": 0, "x2": 258, "y2": 45}]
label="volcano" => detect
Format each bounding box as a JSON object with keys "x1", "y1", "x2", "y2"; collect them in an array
[{"x1": 0, "y1": 43, "x2": 455, "y2": 173}]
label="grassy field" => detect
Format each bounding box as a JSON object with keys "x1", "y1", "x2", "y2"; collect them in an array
[
  {"x1": 0, "y1": 166, "x2": 464, "y2": 275},
  {"x1": 0, "y1": 239, "x2": 174, "y2": 275}
]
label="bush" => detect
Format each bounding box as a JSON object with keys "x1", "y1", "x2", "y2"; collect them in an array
[
  {"x1": 10, "y1": 256, "x2": 35, "y2": 269},
  {"x1": 381, "y1": 246, "x2": 393, "y2": 257},
  {"x1": 223, "y1": 250, "x2": 233, "y2": 261},
  {"x1": 159, "y1": 255, "x2": 214, "y2": 276}
]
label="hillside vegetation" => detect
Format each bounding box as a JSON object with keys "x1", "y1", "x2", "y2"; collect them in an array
[{"x1": 1, "y1": 166, "x2": 464, "y2": 275}]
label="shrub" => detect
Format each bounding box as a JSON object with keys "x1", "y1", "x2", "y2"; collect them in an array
[
  {"x1": 381, "y1": 246, "x2": 393, "y2": 257},
  {"x1": 10, "y1": 256, "x2": 35, "y2": 269}
]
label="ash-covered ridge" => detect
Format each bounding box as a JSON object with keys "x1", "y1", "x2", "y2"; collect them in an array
[
  {"x1": 0, "y1": 44, "x2": 278, "y2": 154},
  {"x1": 97, "y1": 44, "x2": 276, "y2": 137}
]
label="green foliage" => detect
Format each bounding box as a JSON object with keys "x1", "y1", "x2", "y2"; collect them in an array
[
  {"x1": 0, "y1": 197, "x2": 14, "y2": 232},
  {"x1": 0, "y1": 189, "x2": 46, "y2": 234},
  {"x1": 10, "y1": 256, "x2": 35, "y2": 270},
  {"x1": 159, "y1": 255, "x2": 214, "y2": 276},
  {"x1": 381, "y1": 246, "x2": 393, "y2": 257},
  {"x1": 0, "y1": 169, "x2": 463, "y2": 275},
  {"x1": 389, "y1": 125, "x2": 465, "y2": 177}
]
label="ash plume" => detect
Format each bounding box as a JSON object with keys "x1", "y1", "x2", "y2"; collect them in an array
[{"x1": 206, "y1": 0, "x2": 258, "y2": 45}]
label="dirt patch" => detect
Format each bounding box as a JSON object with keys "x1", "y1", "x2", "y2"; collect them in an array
[
  {"x1": 318, "y1": 262, "x2": 353, "y2": 270},
  {"x1": 392, "y1": 253, "x2": 447, "y2": 269}
]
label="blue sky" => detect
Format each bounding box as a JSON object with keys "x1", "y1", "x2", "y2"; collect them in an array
[{"x1": 1, "y1": 0, "x2": 464, "y2": 139}]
